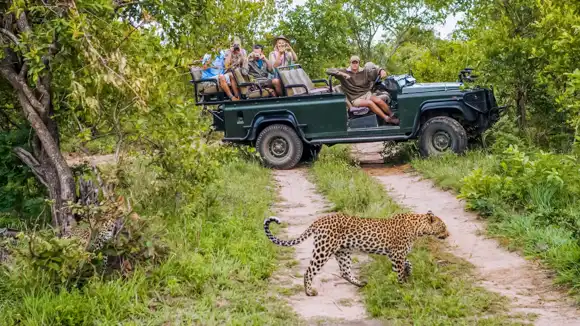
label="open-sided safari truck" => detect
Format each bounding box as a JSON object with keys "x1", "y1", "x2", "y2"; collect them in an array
[{"x1": 189, "y1": 64, "x2": 504, "y2": 170}]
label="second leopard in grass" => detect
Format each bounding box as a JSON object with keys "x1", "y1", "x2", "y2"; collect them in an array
[{"x1": 263, "y1": 211, "x2": 449, "y2": 296}]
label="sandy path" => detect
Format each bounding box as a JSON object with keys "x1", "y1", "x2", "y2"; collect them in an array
[
  {"x1": 65, "y1": 153, "x2": 117, "y2": 166},
  {"x1": 270, "y1": 169, "x2": 381, "y2": 326},
  {"x1": 353, "y1": 142, "x2": 580, "y2": 326}
]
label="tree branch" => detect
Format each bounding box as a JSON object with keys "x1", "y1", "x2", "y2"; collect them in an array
[
  {"x1": 13, "y1": 146, "x2": 50, "y2": 189},
  {"x1": 0, "y1": 28, "x2": 20, "y2": 46},
  {"x1": 113, "y1": 0, "x2": 142, "y2": 10},
  {"x1": 0, "y1": 227, "x2": 21, "y2": 238},
  {"x1": 0, "y1": 58, "x2": 49, "y2": 115}
]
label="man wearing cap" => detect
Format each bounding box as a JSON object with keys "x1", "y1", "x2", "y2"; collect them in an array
[
  {"x1": 326, "y1": 56, "x2": 399, "y2": 125},
  {"x1": 246, "y1": 44, "x2": 283, "y2": 96},
  {"x1": 269, "y1": 35, "x2": 298, "y2": 68}
]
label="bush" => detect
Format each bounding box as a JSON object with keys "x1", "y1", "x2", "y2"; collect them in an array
[
  {"x1": 460, "y1": 145, "x2": 580, "y2": 234},
  {"x1": 381, "y1": 140, "x2": 419, "y2": 165}
]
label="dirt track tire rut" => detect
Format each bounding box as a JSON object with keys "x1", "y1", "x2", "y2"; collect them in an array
[
  {"x1": 353, "y1": 142, "x2": 580, "y2": 326},
  {"x1": 270, "y1": 169, "x2": 381, "y2": 325}
]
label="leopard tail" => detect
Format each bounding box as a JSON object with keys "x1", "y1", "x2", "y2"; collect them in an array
[{"x1": 263, "y1": 217, "x2": 313, "y2": 246}]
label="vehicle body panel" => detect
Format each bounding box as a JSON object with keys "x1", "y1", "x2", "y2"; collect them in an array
[{"x1": 205, "y1": 72, "x2": 503, "y2": 146}]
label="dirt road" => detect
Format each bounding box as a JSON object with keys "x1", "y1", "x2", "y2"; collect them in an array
[
  {"x1": 270, "y1": 169, "x2": 381, "y2": 326},
  {"x1": 353, "y1": 142, "x2": 580, "y2": 326}
]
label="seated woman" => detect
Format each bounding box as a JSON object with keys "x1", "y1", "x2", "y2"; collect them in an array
[
  {"x1": 326, "y1": 56, "x2": 399, "y2": 125},
  {"x1": 269, "y1": 35, "x2": 298, "y2": 69}
]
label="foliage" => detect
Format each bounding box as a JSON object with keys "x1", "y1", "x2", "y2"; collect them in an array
[
  {"x1": 460, "y1": 146, "x2": 580, "y2": 233},
  {"x1": 0, "y1": 158, "x2": 297, "y2": 324},
  {"x1": 0, "y1": 128, "x2": 48, "y2": 226},
  {"x1": 309, "y1": 145, "x2": 517, "y2": 324},
  {"x1": 459, "y1": 0, "x2": 580, "y2": 148},
  {"x1": 275, "y1": 0, "x2": 462, "y2": 78}
]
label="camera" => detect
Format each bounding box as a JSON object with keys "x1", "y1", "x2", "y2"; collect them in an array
[{"x1": 233, "y1": 43, "x2": 240, "y2": 51}]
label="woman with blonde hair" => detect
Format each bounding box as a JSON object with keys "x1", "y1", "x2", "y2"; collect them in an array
[{"x1": 269, "y1": 35, "x2": 298, "y2": 68}]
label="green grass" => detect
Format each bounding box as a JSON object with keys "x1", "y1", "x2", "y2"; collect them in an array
[
  {"x1": 411, "y1": 150, "x2": 580, "y2": 301},
  {"x1": 308, "y1": 145, "x2": 526, "y2": 325},
  {"x1": 0, "y1": 159, "x2": 298, "y2": 325},
  {"x1": 410, "y1": 150, "x2": 497, "y2": 192}
]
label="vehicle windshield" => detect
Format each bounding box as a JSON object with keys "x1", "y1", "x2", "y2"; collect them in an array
[{"x1": 390, "y1": 74, "x2": 416, "y2": 88}]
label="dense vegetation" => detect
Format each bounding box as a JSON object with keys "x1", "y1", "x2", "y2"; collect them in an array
[{"x1": 1, "y1": 0, "x2": 579, "y2": 323}]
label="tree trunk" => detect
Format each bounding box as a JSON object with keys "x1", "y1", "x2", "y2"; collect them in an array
[
  {"x1": 0, "y1": 1, "x2": 78, "y2": 236},
  {"x1": 516, "y1": 84, "x2": 527, "y2": 130},
  {"x1": 9, "y1": 92, "x2": 77, "y2": 235},
  {"x1": 1, "y1": 61, "x2": 76, "y2": 236}
]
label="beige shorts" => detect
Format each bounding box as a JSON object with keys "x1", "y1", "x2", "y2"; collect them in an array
[{"x1": 351, "y1": 91, "x2": 373, "y2": 106}]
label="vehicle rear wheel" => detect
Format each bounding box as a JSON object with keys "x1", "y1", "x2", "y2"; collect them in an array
[
  {"x1": 256, "y1": 124, "x2": 304, "y2": 169},
  {"x1": 418, "y1": 116, "x2": 467, "y2": 157}
]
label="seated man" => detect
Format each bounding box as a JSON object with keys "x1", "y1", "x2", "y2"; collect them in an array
[
  {"x1": 201, "y1": 49, "x2": 239, "y2": 101},
  {"x1": 245, "y1": 44, "x2": 282, "y2": 96},
  {"x1": 326, "y1": 56, "x2": 399, "y2": 125}
]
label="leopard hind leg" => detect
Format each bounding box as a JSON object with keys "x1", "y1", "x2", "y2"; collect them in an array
[
  {"x1": 304, "y1": 235, "x2": 337, "y2": 296},
  {"x1": 335, "y1": 248, "x2": 366, "y2": 287}
]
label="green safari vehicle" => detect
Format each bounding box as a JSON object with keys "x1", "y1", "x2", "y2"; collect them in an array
[{"x1": 189, "y1": 65, "x2": 504, "y2": 169}]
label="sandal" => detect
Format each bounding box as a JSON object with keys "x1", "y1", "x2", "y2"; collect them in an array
[{"x1": 384, "y1": 115, "x2": 400, "y2": 125}]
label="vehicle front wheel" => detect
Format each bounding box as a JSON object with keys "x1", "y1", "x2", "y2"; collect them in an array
[
  {"x1": 256, "y1": 124, "x2": 304, "y2": 169},
  {"x1": 418, "y1": 116, "x2": 467, "y2": 157}
]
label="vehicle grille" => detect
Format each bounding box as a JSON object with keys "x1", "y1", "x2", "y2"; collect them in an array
[{"x1": 464, "y1": 90, "x2": 487, "y2": 112}]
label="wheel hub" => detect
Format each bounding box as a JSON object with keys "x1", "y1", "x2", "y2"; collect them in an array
[
  {"x1": 269, "y1": 137, "x2": 289, "y2": 158},
  {"x1": 432, "y1": 131, "x2": 451, "y2": 151}
]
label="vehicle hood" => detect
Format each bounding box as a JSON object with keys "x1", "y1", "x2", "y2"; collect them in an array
[{"x1": 402, "y1": 82, "x2": 463, "y2": 94}]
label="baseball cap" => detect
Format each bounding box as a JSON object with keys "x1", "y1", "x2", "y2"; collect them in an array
[{"x1": 350, "y1": 55, "x2": 361, "y2": 63}]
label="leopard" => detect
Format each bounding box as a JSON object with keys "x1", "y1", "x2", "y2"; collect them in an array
[
  {"x1": 263, "y1": 210, "x2": 449, "y2": 296},
  {"x1": 63, "y1": 195, "x2": 127, "y2": 267}
]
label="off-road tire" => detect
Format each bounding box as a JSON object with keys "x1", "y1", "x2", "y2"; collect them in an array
[
  {"x1": 418, "y1": 116, "x2": 467, "y2": 157},
  {"x1": 256, "y1": 124, "x2": 304, "y2": 170},
  {"x1": 300, "y1": 144, "x2": 322, "y2": 163}
]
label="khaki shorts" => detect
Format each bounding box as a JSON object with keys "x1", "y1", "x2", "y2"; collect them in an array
[{"x1": 351, "y1": 91, "x2": 373, "y2": 106}]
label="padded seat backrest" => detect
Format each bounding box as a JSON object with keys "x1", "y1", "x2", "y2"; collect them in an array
[
  {"x1": 295, "y1": 69, "x2": 315, "y2": 90},
  {"x1": 233, "y1": 68, "x2": 251, "y2": 95},
  {"x1": 189, "y1": 66, "x2": 202, "y2": 81},
  {"x1": 189, "y1": 66, "x2": 219, "y2": 94},
  {"x1": 288, "y1": 69, "x2": 307, "y2": 95},
  {"x1": 278, "y1": 69, "x2": 298, "y2": 96}
]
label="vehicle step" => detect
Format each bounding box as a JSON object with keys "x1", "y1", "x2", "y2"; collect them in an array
[{"x1": 347, "y1": 126, "x2": 400, "y2": 132}]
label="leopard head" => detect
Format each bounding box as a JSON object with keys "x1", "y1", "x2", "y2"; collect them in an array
[{"x1": 422, "y1": 210, "x2": 449, "y2": 240}]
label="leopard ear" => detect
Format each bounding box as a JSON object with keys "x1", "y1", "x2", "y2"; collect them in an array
[{"x1": 427, "y1": 210, "x2": 434, "y2": 223}]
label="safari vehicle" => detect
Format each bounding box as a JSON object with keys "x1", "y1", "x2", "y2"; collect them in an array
[{"x1": 189, "y1": 65, "x2": 503, "y2": 170}]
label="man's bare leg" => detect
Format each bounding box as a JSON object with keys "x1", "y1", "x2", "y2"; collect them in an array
[
  {"x1": 370, "y1": 95, "x2": 393, "y2": 115},
  {"x1": 218, "y1": 75, "x2": 239, "y2": 100},
  {"x1": 370, "y1": 95, "x2": 399, "y2": 124},
  {"x1": 227, "y1": 72, "x2": 241, "y2": 98},
  {"x1": 354, "y1": 99, "x2": 388, "y2": 120},
  {"x1": 272, "y1": 78, "x2": 283, "y2": 96}
]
